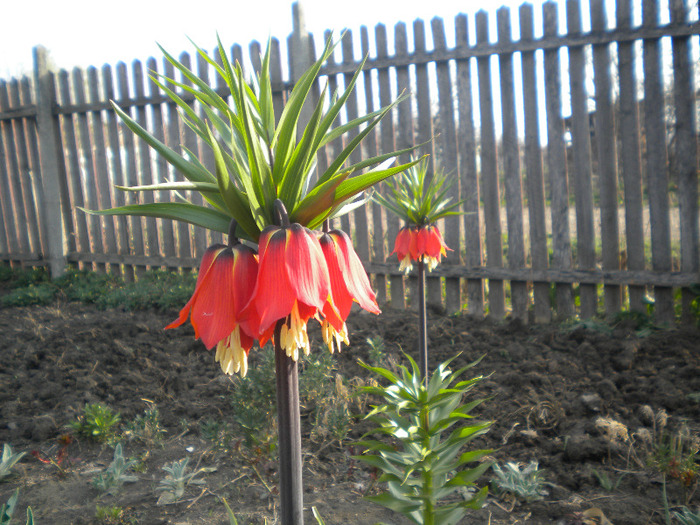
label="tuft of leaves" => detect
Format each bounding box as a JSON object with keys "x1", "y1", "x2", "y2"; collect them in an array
[
  {"x1": 372, "y1": 157, "x2": 463, "y2": 227},
  {"x1": 356, "y1": 353, "x2": 492, "y2": 525},
  {"x1": 85, "y1": 35, "x2": 422, "y2": 241}
]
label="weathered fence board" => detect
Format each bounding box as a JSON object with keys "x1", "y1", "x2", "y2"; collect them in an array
[
  {"x1": 1, "y1": 1, "x2": 699, "y2": 325},
  {"x1": 520, "y1": 4, "x2": 551, "y2": 323},
  {"x1": 671, "y1": 0, "x2": 699, "y2": 323},
  {"x1": 455, "y1": 13, "x2": 484, "y2": 318},
  {"x1": 616, "y1": 0, "x2": 646, "y2": 314},
  {"x1": 544, "y1": 1, "x2": 575, "y2": 319},
  {"x1": 566, "y1": 0, "x2": 597, "y2": 319},
  {"x1": 643, "y1": 0, "x2": 674, "y2": 324},
  {"x1": 591, "y1": 0, "x2": 623, "y2": 318},
  {"x1": 477, "y1": 10, "x2": 506, "y2": 319},
  {"x1": 497, "y1": 7, "x2": 528, "y2": 321}
]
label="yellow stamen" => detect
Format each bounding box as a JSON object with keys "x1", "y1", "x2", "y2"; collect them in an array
[
  {"x1": 423, "y1": 255, "x2": 439, "y2": 272},
  {"x1": 278, "y1": 302, "x2": 310, "y2": 361},
  {"x1": 322, "y1": 320, "x2": 349, "y2": 354},
  {"x1": 215, "y1": 327, "x2": 248, "y2": 377},
  {"x1": 399, "y1": 255, "x2": 413, "y2": 274}
]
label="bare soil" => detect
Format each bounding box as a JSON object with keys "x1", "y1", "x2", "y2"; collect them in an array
[{"x1": 1, "y1": 300, "x2": 699, "y2": 524}]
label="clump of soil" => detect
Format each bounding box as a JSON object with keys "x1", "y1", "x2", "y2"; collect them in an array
[{"x1": 1, "y1": 301, "x2": 698, "y2": 524}]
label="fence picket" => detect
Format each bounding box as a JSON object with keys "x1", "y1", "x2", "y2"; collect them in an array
[
  {"x1": 520, "y1": 4, "x2": 550, "y2": 323},
  {"x1": 497, "y1": 7, "x2": 528, "y2": 321},
  {"x1": 566, "y1": 0, "x2": 597, "y2": 319},
  {"x1": 413, "y1": 19, "x2": 442, "y2": 310},
  {"x1": 544, "y1": 1, "x2": 575, "y2": 319},
  {"x1": 643, "y1": 0, "x2": 674, "y2": 324},
  {"x1": 72, "y1": 67, "x2": 106, "y2": 271},
  {"x1": 9, "y1": 79, "x2": 43, "y2": 257},
  {"x1": 455, "y1": 14, "x2": 484, "y2": 318},
  {"x1": 147, "y1": 57, "x2": 177, "y2": 265},
  {"x1": 163, "y1": 58, "x2": 193, "y2": 262},
  {"x1": 616, "y1": 0, "x2": 646, "y2": 314},
  {"x1": 56, "y1": 70, "x2": 90, "y2": 262},
  {"x1": 670, "y1": 0, "x2": 699, "y2": 324},
  {"x1": 476, "y1": 10, "x2": 506, "y2": 319},
  {"x1": 103, "y1": 64, "x2": 133, "y2": 280},
  {"x1": 115, "y1": 62, "x2": 142, "y2": 280},
  {"x1": 361, "y1": 25, "x2": 386, "y2": 304},
  {"x1": 591, "y1": 0, "x2": 622, "y2": 317},
  {"x1": 376, "y1": 24, "x2": 404, "y2": 309},
  {"x1": 133, "y1": 60, "x2": 161, "y2": 263},
  {"x1": 0, "y1": 81, "x2": 31, "y2": 257},
  {"x1": 432, "y1": 17, "x2": 462, "y2": 315}
]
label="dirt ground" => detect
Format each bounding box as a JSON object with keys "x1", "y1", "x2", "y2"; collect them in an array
[{"x1": 1, "y1": 299, "x2": 699, "y2": 524}]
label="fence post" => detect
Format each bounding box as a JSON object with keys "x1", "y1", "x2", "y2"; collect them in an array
[
  {"x1": 33, "y1": 46, "x2": 66, "y2": 278},
  {"x1": 288, "y1": 1, "x2": 314, "y2": 130}
]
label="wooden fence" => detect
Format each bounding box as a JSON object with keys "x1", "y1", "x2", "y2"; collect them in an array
[{"x1": 1, "y1": 0, "x2": 698, "y2": 324}]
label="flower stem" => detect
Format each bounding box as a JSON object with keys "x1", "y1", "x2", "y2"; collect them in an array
[
  {"x1": 418, "y1": 258, "x2": 428, "y2": 388},
  {"x1": 274, "y1": 319, "x2": 304, "y2": 525}
]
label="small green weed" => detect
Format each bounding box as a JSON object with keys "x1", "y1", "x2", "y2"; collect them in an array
[
  {"x1": 92, "y1": 444, "x2": 138, "y2": 496},
  {"x1": 69, "y1": 403, "x2": 121, "y2": 444},
  {"x1": 156, "y1": 457, "x2": 210, "y2": 505},
  {"x1": 491, "y1": 461, "x2": 549, "y2": 503},
  {"x1": 591, "y1": 468, "x2": 626, "y2": 491},
  {"x1": 674, "y1": 507, "x2": 700, "y2": 525},
  {"x1": 123, "y1": 404, "x2": 166, "y2": 446},
  {"x1": 94, "y1": 505, "x2": 128, "y2": 524},
  {"x1": 0, "y1": 489, "x2": 34, "y2": 525},
  {"x1": 0, "y1": 444, "x2": 26, "y2": 481}
]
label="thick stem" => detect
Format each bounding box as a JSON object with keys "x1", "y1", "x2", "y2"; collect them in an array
[
  {"x1": 274, "y1": 199, "x2": 291, "y2": 228},
  {"x1": 274, "y1": 320, "x2": 304, "y2": 525},
  {"x1": 227, "y1": 218, "x2": 240, "y2": 247},
  {"x1": 418, "y1": 258, "x2": 429, "y2": 388}
]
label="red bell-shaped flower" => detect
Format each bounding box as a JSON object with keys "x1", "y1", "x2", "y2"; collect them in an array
[
  {"x1": 242, "y1": 223, "x2": 342, "y2": 361},
  {"x1": 165, "y1": 242, "x2": 259, "y2": 376},
  {"x1": 391, "y1": 224, "x2": 450, "y2": 273},
  {"x1": 418, "y1": 224, "x2": 450, "y2": 271},
  {"x1": 318, "y1": 229, "x2": 380, "y2": 353}
]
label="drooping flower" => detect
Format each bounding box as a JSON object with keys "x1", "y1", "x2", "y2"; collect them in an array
[
  {"x1": 391, "y1": 224, "x2": 451, "y2": 274},
  {"x1": 375, "y1": 157, "x2": 461, "y2": 275},
  {"x1": 392, "y1": 226, "x2": 419, "y2": 274},
  {"x1": 418, "y1": 224, "x2": 450, "y2": 271},
  {"x1": 318, "y1": 229, "x2": 381, "y2": 353},
  {"x1": 242, "y1": 223, "x2": 343, "y2": 361},
  {"x1": 165, "y1": 242, "x2": 260, "y2": 376}
]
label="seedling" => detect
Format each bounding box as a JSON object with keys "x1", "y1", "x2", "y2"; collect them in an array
[
  {"x1": 70, "y1": 403, "x2": 121, "y2": 444},
  {"x1": 356, "y1": 353, "x2": 492, "y2": 525},
  {"x1": 156, "y1": 457, "x2": 210, "y2": 505},
  {"x1": 92, "y1": 444, "x2": 138, "y2": 496},
  {"x1": 0, "y1": 444, "x2": 26, "y2": 481},
  {"x1": 491, "y1": 461, "x2": 549, "y2": 503},
  {"x1": 0, "y1": 489, "x2": 34, "y2": 525}
]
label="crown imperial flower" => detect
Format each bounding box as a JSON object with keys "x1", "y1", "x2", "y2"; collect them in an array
[
  {"x1": 318, "y1": 228, "x2": 381, "y2": 353},
  {"x1": 242, "y1": 220, "x2": 343, "y2": 361},
  {"x1": 165, "y1": 239, "x2": 260, "y2": 376}
]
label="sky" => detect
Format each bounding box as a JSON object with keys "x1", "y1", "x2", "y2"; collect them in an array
[{"x1": 0, "y1": 0, "x2": 554, "y2": 79}]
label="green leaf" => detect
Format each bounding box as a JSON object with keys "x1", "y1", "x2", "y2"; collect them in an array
[{"x1": 81, "y1": 202, "x2": 232, "y2": 234}]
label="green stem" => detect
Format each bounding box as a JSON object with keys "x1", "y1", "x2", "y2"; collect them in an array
[
  {"x1": 418, "y1": 258, "x2": 428, "y2": 388},
  {"x1": 423, "y1": 469, "x2": 434, "y2": 525}
]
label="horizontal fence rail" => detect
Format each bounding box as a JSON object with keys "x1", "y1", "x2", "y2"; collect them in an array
[{"x1": 0, "y1": 0, "x2": 698, "y2": 324}]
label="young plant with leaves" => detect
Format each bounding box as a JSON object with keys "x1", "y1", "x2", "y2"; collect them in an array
[
  {"x1": 356, "y1": 354, "x2": 492, "y2": 525},
  {"x1": 84, "y1": 35, "x2": 420, "y2": 525},
  {"x1": 373, "y1": 158, "x2": 462, "y2": 384}
]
